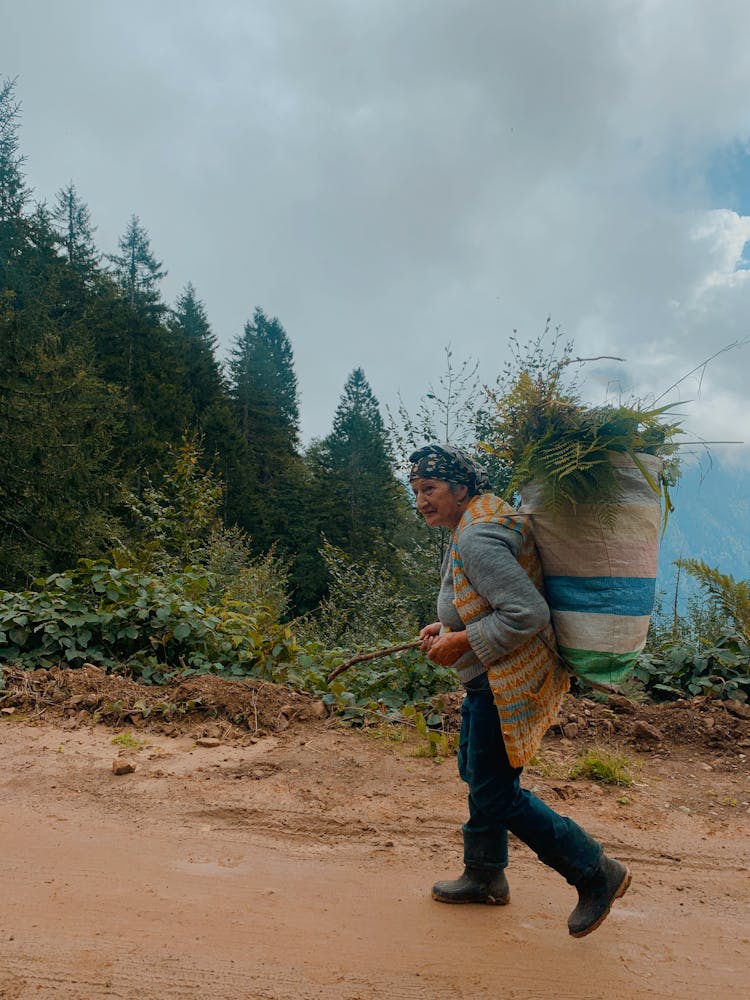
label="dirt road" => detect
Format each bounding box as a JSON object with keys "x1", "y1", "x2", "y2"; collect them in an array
[{"x1": 1, "y1": 676, "x2": 749, "y2": 999}]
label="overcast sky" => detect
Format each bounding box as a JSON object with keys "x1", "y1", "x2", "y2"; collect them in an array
[{"x1": 3, "y1": 1, "x2": 750, "y2": 466}]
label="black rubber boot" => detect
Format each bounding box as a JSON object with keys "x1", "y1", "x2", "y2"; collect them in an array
[
  {"x1": 432, "y1": 867, "x2": 510, "y2": 905},
  {"x1": 568, "y1": 855, "x2": 631, "y2": 937}
]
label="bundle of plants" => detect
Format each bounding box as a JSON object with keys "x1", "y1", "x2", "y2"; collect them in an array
[{"x1": 482, "y1": 333, "x2": 682, "y2": 688}]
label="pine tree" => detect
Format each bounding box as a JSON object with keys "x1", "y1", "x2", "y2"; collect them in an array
[
  {"x1": 0, "y1": 85, "x2": 123, "y2": 584},
  {"x1": 225, "y1": 308, "x2": 302, "y2": 550},
  {"x1": 52, "y1": 182, "x2": 99, "y2": 280},
  {"x1": 169, "y1": 282, "x2": 223, "y2": 419},
  {"x1": 311, "y1": 368, "x2": 401, "y2": 564},
  {"x1": 228, "y1": 306, "x2": 299, "y2": 463},
  {"x1": 98, "y1": 216, "x2": 193, "y2": 468},
  {"x1": 0, "y1": 325, "x2": 123, "y2": 585},
  {"x1": 0, "y1": 77, "x2": 29, "y2": 226},
  {"x1": 1, "y1": 75, "x2": 39, "y2": 370},
  {"x1": 167, "y1": 283, "x2": 250, "y2": 521},
  {"x1": 108, "y1": 214, "x2": 166, "y2": 317}
]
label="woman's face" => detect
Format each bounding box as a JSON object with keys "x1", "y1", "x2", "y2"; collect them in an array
[{"x1": 411, "y1": 477, "x2": 468, "y2": 529}]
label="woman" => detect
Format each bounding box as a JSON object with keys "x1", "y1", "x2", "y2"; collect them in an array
[{"x1": 410, "y1": 443, "x2": 631, "y2": 938}]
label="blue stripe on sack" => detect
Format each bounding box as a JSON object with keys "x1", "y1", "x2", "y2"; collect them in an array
[
  {"x1": 495, "y1": 701, "x2": 536, "y2": 723},
  {"x1": 545, "y1": 576, "x2": 656, "y2": 617}
]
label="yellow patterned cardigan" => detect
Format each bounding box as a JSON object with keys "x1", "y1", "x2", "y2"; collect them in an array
[{"x1": 452, "y1": 494, "x2": 570, "y2": 768}]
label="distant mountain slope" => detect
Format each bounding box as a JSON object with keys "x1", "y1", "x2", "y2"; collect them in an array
[{"x1": 657, "y1": 460, "x2": 750, "y2": 608}]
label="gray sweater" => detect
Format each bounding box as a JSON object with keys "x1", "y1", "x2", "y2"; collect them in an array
[{"x1": 437, "y1": 521, "x2": 551, "y2": 684}]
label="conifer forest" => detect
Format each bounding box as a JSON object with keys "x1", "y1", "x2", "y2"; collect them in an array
[
  {"x1": 1, "y1": 75, "x2": 748, "y2": 713},
  {"x1": 3, "y1": 5, "x2": 750, "y2": 991},
  {"x1": 0, "y1": 75, "x2": 457, "y2": 707}
]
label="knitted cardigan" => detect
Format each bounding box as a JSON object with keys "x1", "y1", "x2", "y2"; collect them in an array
[{"x1": 452, "y1": 494, "x2": 570, "y2": 767}]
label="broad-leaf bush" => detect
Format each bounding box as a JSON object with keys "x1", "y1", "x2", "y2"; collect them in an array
[
  {"x1": 0, "y1": 559, "x2": 296, "y2": 682},
  {"x1": 0, "y1": 436, "x2": 458, "y2": 729},
  {"x1": 634, "y1": 633, "x2": 750, "y2": 702},
  {"x1": 280, "y1": 643, "x2": 457, "y2": 726}
]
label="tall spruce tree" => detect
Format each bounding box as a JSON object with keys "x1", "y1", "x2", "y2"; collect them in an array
[
  {"x1": 167, "y1": 283, "x2": 251, "y2": 521},
  {"x1": 228, "y1": 307, "x2": 299, "y2": 459},
  {"x1": 108, "y1": 214, "x2": 166, "y2": 317},
  {"x1": 99, "y1": 215, "x2": 191, "y2": 470},
  {"x1": 226, "y1": 308, "x2": 301, "y2": 550},
  {"x1": 311, "y1": 368, "x2": 401, "y2": 564},
  {"x1": 52, "y1": 182, "x2": 99, "y2": 280},
  {"x1": 169, "y1": 282, "x2": 223, "y2": 419},
  {"x1": 0, "y1": 77, "x2": 29, "y2": 227}
]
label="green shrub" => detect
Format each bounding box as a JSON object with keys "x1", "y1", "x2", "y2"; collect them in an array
[
  {"x1": 0, "y1": 558, "x2": 296, "y2": 683},
  {"x1": 198, "y1": 526, "x2": 290, "y2": 622},
  {"x1": 634, "y1": 633, "x2": 750, "y2": 701},
  {"x1": 281, "y1": 642, "x2": 457, "y2": 722},
  {"x1": 676, "y1": 560, "x2": 750, "y2": 644},
  {"x1": 296, "y1": 540, "x2": 421, "y2": 649},
  {"x1": 119, "y1": 435, "x2": 224, "y2": 574}
]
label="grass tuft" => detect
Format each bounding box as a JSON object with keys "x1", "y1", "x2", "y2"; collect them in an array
[
  {"x1": 569, "y1": 747, "x2": 636, "y2": 787},
  {"x1": 111, "y1": 731, "x2": 143, "y2": 750}
]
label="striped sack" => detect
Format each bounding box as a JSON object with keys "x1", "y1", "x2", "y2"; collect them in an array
[{"x1": 520, "y1": 453, "x2": 663, "y2": 687}]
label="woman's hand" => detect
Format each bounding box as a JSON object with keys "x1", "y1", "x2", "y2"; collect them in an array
[
  {"x1": 419, "y1": 621, "x2": 442, "y2": 654},
  {"x1": 424, "y1": 630, "x2": 471, "y2": 666}
]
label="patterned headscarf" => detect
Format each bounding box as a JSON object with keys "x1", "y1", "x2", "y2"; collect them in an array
[{"x1": 408, "y1": 443, "x2": 491, "y2": 495}]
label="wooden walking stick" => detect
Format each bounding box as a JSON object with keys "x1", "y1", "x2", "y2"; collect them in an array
[{"x1": 326, "y1": 639, "x2": 422, "y2": 683}]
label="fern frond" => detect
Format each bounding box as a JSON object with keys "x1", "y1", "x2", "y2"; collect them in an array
[
  {"x1": 677, "y1": 559, "x2": 750, "y2": 642},
  {"x1": 483, "y1": 339, "x2": 682, "y2": 524}
]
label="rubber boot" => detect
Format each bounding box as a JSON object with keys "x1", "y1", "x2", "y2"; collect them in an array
[
  {"x1": 432, "y1": 867, "x2": 510, "y2": 905},
  {"x1": 567, "y1": 855, "x2": 631, "y2": 937}
]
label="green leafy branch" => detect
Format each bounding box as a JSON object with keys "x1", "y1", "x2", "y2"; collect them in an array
[{"x1": 481, "y1": 330, "x2": 683, "y2": 525}]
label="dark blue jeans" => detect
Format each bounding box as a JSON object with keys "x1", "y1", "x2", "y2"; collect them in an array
[{"x1": 459, "y1": 672, "x2": 602, "y2": 886}]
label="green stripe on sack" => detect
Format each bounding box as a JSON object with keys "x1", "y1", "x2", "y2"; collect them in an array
[{"x1": 558, "y1": 646, "x2": 640, "y2": 686}]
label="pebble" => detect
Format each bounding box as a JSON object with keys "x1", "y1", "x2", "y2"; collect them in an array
[
  {"x1": 196, "y1": 737, "x2": 222, "y2": 748},
  {"x1": 608, "y1": 695, "x2": 636, "y2": 715},
  {"x1": 724, "y1": 699, "x2": 750, "y2": 720},
  {"x1": 112, "y1": 759, "x2": 136, "y2": 775},
  {"x1": 633, "y1": 721, "x2": 662, "y2": 743}
]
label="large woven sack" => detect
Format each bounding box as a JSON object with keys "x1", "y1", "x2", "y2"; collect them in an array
[{"x1": 520, "y1": 453, "x2": 663, "y2": 686}]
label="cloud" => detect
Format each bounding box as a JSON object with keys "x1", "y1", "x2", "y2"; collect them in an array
[{"x1": 2, "y1": 0, "x2": 750, "y2": 463}]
